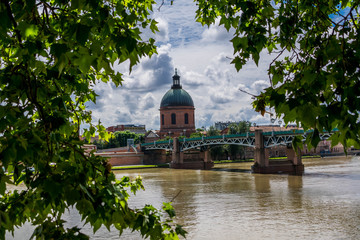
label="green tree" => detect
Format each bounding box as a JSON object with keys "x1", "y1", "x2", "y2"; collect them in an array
[
  {"x1": 227, "y1": 122, "x2": 251, "y2": 135},
  {"x1": 196, "y1": 0, "x2": 360, "y2": 149},
  {"x1": 226, "y1": 121, "x2": 251, "y2": 159},
  {"x1": 189, "y1": 132, "x2": 203, "y2": 138},
  {"x1": 0, "y1": 0, "x2": 184, "y2": 239},
  {"x1": 189, "y1": 127, "x2": 205, "y2": 138},
  {"x1": 206, "y1": 126, "x2": 224, "y2": 160},
  {"x1": 196, "y1": 127, "x2": 204, "y2": 132},
  {"x1": 114, "y1": 131, "x2": 145, "y2": 147},
  {"x1": 206, "y1": 125, "x2": 220, "y2": 137}
]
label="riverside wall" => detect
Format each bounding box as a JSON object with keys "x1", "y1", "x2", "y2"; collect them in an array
[{"x1": 95, "y1": 148, "x2": 209, "y2": 166}]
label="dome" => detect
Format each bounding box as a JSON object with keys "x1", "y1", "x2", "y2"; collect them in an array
[
  {"x1": 160, "y1": 88, "x2": 194, "y2": 107},
  {"x1": 160, "y1": 69, "x2": 194, "y2": 108}
]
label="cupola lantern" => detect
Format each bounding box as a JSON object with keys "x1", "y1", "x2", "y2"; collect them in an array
[{"x1": 172, "y1": 68, "x2": 181, "y2": 89}]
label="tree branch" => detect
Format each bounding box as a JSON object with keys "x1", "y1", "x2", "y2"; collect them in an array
[
  {"x1": 2, "y1": 0, "x2": 23, "y2": 47},
  {"x1": 350, "y1": 9, "x2": 359, "y2": 30},
  {"x1": 158, "y1": 0, "x2": 165, "y2": 11},
  {"x1": 268, "y1": 47, "x2": 286, "y2": 86}
]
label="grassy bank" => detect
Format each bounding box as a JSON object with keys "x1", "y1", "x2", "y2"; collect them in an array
[
  {"x1": 111, "y1": 163, "x2": 169, "y2": 170},
  {"x1": 213, "y1": 159, "x2": 254, "y2": 164}
]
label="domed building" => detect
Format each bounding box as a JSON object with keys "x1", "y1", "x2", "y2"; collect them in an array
[{"x1": 159, "y1": 69, "x2": 195, "y2": 138}]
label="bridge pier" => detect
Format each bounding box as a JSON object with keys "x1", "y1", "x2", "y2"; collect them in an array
[
  {"x1": 171, "y1": 137, "x2": 183, "y2": 164},
  {"x1": 199, "y1": 150, "x2": 214, "y2": 170},
  {"x1": 170, "y1": 137, "x2": 213, "y2": 170},
  {"x1": 286, "y1": 146, "x2": 304, "y2": 175},
  {"x1": 252, "y1": 130, "x2": 304, "y2": 175},
  {"x1": 254, "y1": 130, "x2": 268, "y2": 167}
]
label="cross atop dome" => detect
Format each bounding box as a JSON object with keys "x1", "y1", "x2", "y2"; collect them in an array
[{"x1": 172, "y1": 68, "x2": 181, "y2": 89}]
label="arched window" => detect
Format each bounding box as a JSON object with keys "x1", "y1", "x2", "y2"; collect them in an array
[
  {"x1": 161, "y1": 114, "x2": 164, "y2": 125},
  {"x1": 171, "y1": 113, "x2": 176, "y2": 124},
  {"x1": 184, "y1": 113, "x2": 189, "y2": 124}
]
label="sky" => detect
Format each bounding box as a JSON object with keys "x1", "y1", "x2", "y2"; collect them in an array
[{"x1": 88, "y1": 0, "x2": 276, "y2": 131}]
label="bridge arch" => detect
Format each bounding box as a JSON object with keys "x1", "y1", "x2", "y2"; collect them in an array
[{"x1": 180, "y1": 135, "x2": 256, "y2": 151}]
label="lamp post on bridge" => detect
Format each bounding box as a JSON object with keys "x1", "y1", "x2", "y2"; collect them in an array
[
  {"x1": 271, "y1": 117, "x2": 275, "y2": 135},
  {"x1": 278, "y1": 120, "x2": 282, "y2": 131}
]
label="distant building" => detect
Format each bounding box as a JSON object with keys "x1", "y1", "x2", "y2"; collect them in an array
[
  {"x1": 218, "y1": 123, "x2": 301, "y2": 135},
  {"x1": 249, "y1": 124, "x2": 299, "y2": 132},
  {"x1": 144, "y1": 130, "x2": 160, "y2": 143},
  {"x1": 215, "y1": 121, "x2": 242, "y2": 131},
  {"x1": 106, "y1": 124, "x2": 146, "y2": 134}
]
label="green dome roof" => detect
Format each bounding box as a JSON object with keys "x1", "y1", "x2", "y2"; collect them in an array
[{"x1": 160, "y1": 88, "x2": 194, "y2": 107}]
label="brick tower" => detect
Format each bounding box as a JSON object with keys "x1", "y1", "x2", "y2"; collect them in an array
[{"x1": 159, "y1": 69, "x2": 195, "y2": 138}]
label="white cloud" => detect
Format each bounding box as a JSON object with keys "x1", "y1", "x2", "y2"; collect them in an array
[
  {"x1": 88, "y1": 0, "x2": 275, "y2": 131},
  {"x1": 201, "y1": 18, "x2": 233, "y2": 43},
  {"x1": 154, "y1": 17, "x2": 169, "y2": 42},
  {"x1": 140, "y1": 93, "x2": 156, "y2": 110},
  {"x1": 182, "y1": 71, "x2": 205, "y2": 87},
  {"x1": 121, "y1": 44, "x2": 174, "y2": 91},
  {"x1": 251, "y1": 80, "x2": 270, "y2": 94},
  {"x1": 153, "y1": 0, "x2": 204, "y2": 47}
]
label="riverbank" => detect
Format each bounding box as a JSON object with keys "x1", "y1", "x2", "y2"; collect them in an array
[{"x1": 111, "y1": 163, "x2": 170, "y2": 170}]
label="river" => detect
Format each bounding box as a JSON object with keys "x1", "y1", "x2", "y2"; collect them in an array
[{"x1": 7, "y1": 156, "x2": 360, "y2": 239}]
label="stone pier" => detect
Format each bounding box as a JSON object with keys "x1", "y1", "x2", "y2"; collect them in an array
[
  {"x1": 251, "y1": 130, "x2": 304, "y2": 175},
  {"x1": 170, "y1": 137, "x2": 214, "y2": 170}
]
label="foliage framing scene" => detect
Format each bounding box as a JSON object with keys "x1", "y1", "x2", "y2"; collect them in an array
[
  {"x1": 195, "y1": 0, "x2": 360, "y2": 149},
  {"x1": 0, "y1": 0, "x2": 184, "y2": 239},
  {"x1": 0, "y1": 0, "x2": 359, "y2": 239}
]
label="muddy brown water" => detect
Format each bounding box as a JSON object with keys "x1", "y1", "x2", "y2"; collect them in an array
[{"x1": 7, "y1": 156, "x2": 360, "y2": 239}]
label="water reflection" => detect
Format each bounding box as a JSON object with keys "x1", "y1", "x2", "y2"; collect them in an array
[
  {"x1": 253, "y1": 173, "x2": 271, "y2": 193},
  {"x1": 288, "y1": 175, "x2": 303, "y2": 209},
  {"x1": 6, "y1": 156, "x2": 360, "y2": 239}
]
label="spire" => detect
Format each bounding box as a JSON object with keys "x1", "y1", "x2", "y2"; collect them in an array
[{"x1": 172, "y1": 68, "x2": 182, "y2": 89}]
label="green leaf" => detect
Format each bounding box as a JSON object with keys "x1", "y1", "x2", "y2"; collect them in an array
[
  {"x1": 262, "y1": 6, "x2": 274, "y2": 17},
  {"x1": 76, "y1": 199, "x2": 95, "y2": 214},
  {"x1": 50, "y1": 44, "x2": 68, "y2": 59},
  {"x1": 175, "y1": 224, "x2": 187, "y2": 238},
  {"x1": 17, "y1": 22, "x2": 38, "y2": 38},
  {"x1": 74, "y1": 55, "x2": 96, "y2": 74},
  {"x1": 93, "y1": 219, "x2": 102, "y2": 233},
  {"x1": 310, "y1": 128, "x2": 321, "y2": 148},
  {"x1": 0, "y1": 177, "x2": 6, "y2": 195},
  {"x1": 231, "y1": 36, "x2": 248, "y2": 50},
  {"x1": 79, "y1": 184, "x2": 95, "y2": 202},
  {"x1": 43, "y1": 178, "x2": 62, "y2": 199},
  {"x1": 292, "y1": 135, "x2": 303, "y2": 151},
  {"x1": 162, "y1": 202, "x2": 176, "y2": 218},
  {"x1": 252, "y1": 52, "x2": 260, "y2": 66},
  {"x1": 302, "y1": 71, "x2": 316, "y2": 84},
  {"x1": 76, "y1": 24, "x2": 91, "y2": 45},
  {"x1": 0, "y1": 211, "x2": 11, "y2": 228}
]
